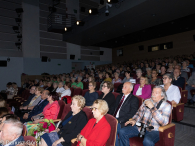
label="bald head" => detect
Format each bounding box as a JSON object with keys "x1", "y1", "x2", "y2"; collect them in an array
[{"x1": 122, "y1": 82, "x2": 133, "y2": 95}]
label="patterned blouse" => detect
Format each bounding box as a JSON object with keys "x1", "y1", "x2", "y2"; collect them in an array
[{"x1": 149, "y1": 78, "x2": 162, "y2": 86}]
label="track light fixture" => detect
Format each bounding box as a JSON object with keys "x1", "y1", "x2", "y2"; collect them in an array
[
  {"x1": 64, "y1": 27, "x2": 72, "y2": 32},
  {"x1": 107, "y1": 0, "x2": 119, "y2": 3},
  {"x1": 76, "y1": 21, "x2": 85, "y2": 26},
  {"x1": 89, "y1": 8, "x2": 98, "y2": 15}
]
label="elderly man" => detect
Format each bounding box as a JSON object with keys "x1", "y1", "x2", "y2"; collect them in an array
[
  {"x1": 0, "y1": 118, "x2": 24, "y2": 146},
  {"x1": 20, "y1": 90, "x2": 49, "y2": 123},
  {"x1": 172, "y1": 69, "x2": 185, "y2": 88},
  {"x1": 119, "y1": 86, "x2": 171, "y2": 146},
  {"x1": 174, "y1": 64, "x2": 188, "y2": 81},
  {"x1": 114, "y1": 82, "x2": 139, "y2": 146}
]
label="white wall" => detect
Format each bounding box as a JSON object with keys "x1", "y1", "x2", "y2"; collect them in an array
[
  {"x1": 0, "y1": 57, "x2": 23, "y2": 91},
  {"x1": 100, "y1": 47, "x2": 112, "y2": 62},
  {"x1": 67, "y1": 43, "x2": 81, "y2": 60}
]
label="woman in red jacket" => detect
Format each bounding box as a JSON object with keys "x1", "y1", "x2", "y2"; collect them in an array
[{"x1": 77, "y1": 99, "x2": 111, "y2": 146}]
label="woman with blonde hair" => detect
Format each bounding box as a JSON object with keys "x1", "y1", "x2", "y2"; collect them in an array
[{"x1": 133, "y1": 76, "x2": 151, "y2": 100}]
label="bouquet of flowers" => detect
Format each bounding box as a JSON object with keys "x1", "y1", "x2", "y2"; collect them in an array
[{"x1": 28, "y1": 119, "x2": 56, "y2": 142}]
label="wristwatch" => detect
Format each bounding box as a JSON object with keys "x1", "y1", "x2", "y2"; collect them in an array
[{"x1": 80, "y1": 136, "x2": 83, "y2": 141}]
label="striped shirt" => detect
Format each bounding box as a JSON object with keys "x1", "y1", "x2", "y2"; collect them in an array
[{"x1": 132, "y1": 98, "x2": 171, "y2": 131}]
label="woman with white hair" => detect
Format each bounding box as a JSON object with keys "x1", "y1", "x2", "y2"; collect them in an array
[
  {"x1": 181, "y1": 61, "x2": 190, "y2": 72},
  {"x1": 112, "y1": 72, "x2": 122, "y2": 84},
  {"x1": 135, "y1": 69, "x2": 142, "y2": 84},
  {"x1": 75, "y1": 76, "x2": 84, "y2": 89}
]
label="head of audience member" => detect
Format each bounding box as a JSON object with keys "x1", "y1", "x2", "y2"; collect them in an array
[
  {"x1": 0, "y1": 98, "x2": 7, "y2": 108},
  {"x1": 174, "y1": 64, "x2": 181, "y2": 70},
  {"x1": 6, "y1": 82, "x2": 12, "y2": 89},
  {"x1": 140, "y1": 62, "x2": 144, "y2": 68},
  {"x1": 140, "y1": 76, "x2": 148, "y2": 87},
  {"x1": 122, "y1": 82, "x2": 133, "y2": 95},
  {"x1": 65, "y1": 78, "x2": 70, "y2": 83},
  {"x1": 105, "y1": 72, "x2": 112, "y2": 79},
  {"x1": 0, "y1": 118, "x2": 23, "y2": 145},
  {"x1": 136, "y1": 69, "x2": 142, "y2": 79},
  {"x1": 98, "y1": 72, "x2": 103, "y2": 79},
  {"x1": 151, "y1": 86, "x2": 167, "y2": 103},
  {"x1": 102, "y1": 81, "x2": 113, "y2": 94},
  {"x1": 168, "y1": 63, "x2": 173, "y2": 71},
  {"x1": 41, "y1": 90, "x2": 49, "y2": 100},
  {"x1": 161, "y1": 66, "x2": 166, "y2": 75},
  {"x1": 47, "y1": 92, "x2": 59, "y2": 103},
  {"x1": 88, "y1": 81, "x2": 96, "y2": 92},
  {"x1": 57, "y1": 77, "x2": 61, "y2": 83},
  {"x1": 145, "y1": 63, "x2": 149, "y2": 68},
  {"x1": 91, "y1": 99, "x2": 108, "y2": 122},
  {"x1": 88, "y1": 76, "x2": 95, "y2": 82},
  {"x1": 146, "y1": 68, "x2": 152, "y2": 76},
  {"x1": 156, "y1": 64, "x2": 161, "y2": 71},
  {"x1": 47, "y1": 82, "x2": 52, "y2": 88},
  {"x1": 182, "y1": 61, "x2": 187, "y2": 69},
  {"x1": 71, "y1": 95, "x2": 85, "y2": 115},
  {"x1": 53, "y1": 82, "x2": 58, "y2": 89},
  {"x1": 53, "y1": 77, "x2": 57, "y2": 82},
  {"x1": 85, "y1": 73, "x2": 89, "y2": 79},
  {"x1": 162, "y1": 61, "x2": 166, "y2": 66},
  {"x1": 77, "y1": 76, "x2": 82, "y2": 82},
  {"x1": 151, "y1": 69, "x2": 158, "y2": 79},
  {"x1": 125, "y1": 71, "x2": 131, "y2": 79},
  {"x1": 12, "y1": 83, "x2": 17, "y2": 89},
  {"x1": 30, "y1": 86, "x2": 36, "y2": 95},
  {"x1": 163, "y1": 73, "x2": 172, "y2": 86},
  {"x1": 165, "y1": 58, "x2": 169, "y2": 63},
  {"x1": 114, "y1": 72, "x2": 120, "y2": 80},
  {"x1": 61, "y1": 76, "x2": 65, "y2": 82},
  {"x1": 127, "y1": 66, "x2": 131, "y2": 71},
  {"x1": 151, "y1": 62, "x2": 155, "y2": 67},
  {"x1": 71, "y1": 77, "x2": 76, "y2": 83},
  {"x1": 64, "y1": 82, "x2": 71, "y2": 90},
  {"x1": 173, "y1": 60, "x2": 177, "y2": 67},
  {"x1": 0, "y1": 108, "x2": 9, "y2": 118},
  {"x1": 39, "y1": 79, "x2": 44, "y2": 86},
  {"x1": 173, "y1": 68, "x2": 181, "y2": 79},
  {"x1": 103, "y1": 71, "x2": 106, "y2": 77},
  {"x1": 58, "y1": 82, "x2": 64, "y2": 88},
  {"x1": 35, "y1": 79, "x2": 39, "y2": 85},
  {"x1": 35, "y1": 87, "x2": 44, "y2": 97}
]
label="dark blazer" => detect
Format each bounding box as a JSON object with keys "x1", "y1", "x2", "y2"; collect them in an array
[
  {"x1": 8, "y1": 136, "x2": 24, "y2": 146},
  {"x1": 172, "y1": 76, "x2": 185, "y2": 89},
  {"x1": 98, "y1": 92, "x2": 115, "y2": 115},
  {"x1": 45, "y1": 86, "x2": 53, "y2": 92},
  {"x1": 22, "y1": 94, "x2": 35, "y2": 106},
  {"x1": 58, "y1": 111, "x2": 88, "y2": 146},
  {"x1": 114, "y1": 93, "x2": 139, "y2": 128}
]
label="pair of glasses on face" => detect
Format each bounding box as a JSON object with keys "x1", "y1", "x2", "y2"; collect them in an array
[
  {"x1": 162, "y1": 77, "x2": 168, "y2": 80},
  {"x1": 102, "y1": 85, "x2": 107, "y2": 88},
  {"x1": 90, "y1": 107, "x2": 98, "y2": 111}
]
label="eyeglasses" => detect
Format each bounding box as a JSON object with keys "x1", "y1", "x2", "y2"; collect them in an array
[
  {"x1": 162, "y1": 77, "x2": 168, "y2": 80},
  {"x1": 88, "y1": 85, "x2": 93, "y2": 87},
  {"x1": 102, "y1": 85, "x2": 107, "y2": 88},
  {"x1": 90, "y1": 107, "x2": 98, "y2": 111}
]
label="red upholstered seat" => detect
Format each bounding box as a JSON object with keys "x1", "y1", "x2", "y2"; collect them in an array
[
  {"x1": 151, "y1": 84, "x2": 156, "y2": 90},
  {"x1": 96, "y1": 82, "x2": 101, "y2": 90},
  {"x1": 112, "y1": 92, "x2": 120, "y2": 99},
  {"x1": 61, "y1": 96, "x2": 72, "y2": 104},
  {"x1": 134, "y1": 95, "x2": 144, "y2": 108},
  {"x1": 181, "y1": 90, "x2": 188, "y2": 104},
  {"x1": 114, "y1": 83, "x2": 122, "y2": 92},
  {"x1": 70, "y1": 87, "x2": 74, "y2": 97},
  {"x1": 57, "y1": 100, "x2": 66, "y2": 119},
  {"x1": 83, "y1": 82, "x2": 89, "y2": 90},
  {"x1": 129, "y1": 101, "x2": 175, "y2": 146},
  {"x1": 82, "y1": 107, "x2": 94, "y2": 120},
  {"x1": 23, "y1": 136, "x2": 36, "y2": 146},
  {"x1": 82, "y1": 89, "x2": 89, "y2": 96},
  {"x1": 186, "y1": 72, "x2": 191, "y2": 79},
  {"x1": 60, "y1": 104, "x2": 71, "y2": 120},
  {"x1": 96, "y1": 91, "x2": 103, "y2": 96},
  {"x1": 190, "y1": 89, "x2": 195, "y2": 97},
  {"x1": 72, "y1": 88, "x2": 83, "y2": 96}
]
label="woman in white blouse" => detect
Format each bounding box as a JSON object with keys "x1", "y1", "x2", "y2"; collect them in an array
[
  {"x1": 60, "y1": 82, "x2": 71, "y2": 100},
  {"x1": 161, "y1": 73, "x2": 181, "y2": 105}
]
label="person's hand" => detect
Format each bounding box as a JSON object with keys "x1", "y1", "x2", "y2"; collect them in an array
[
  {"x1": 171, "y1": 100, "x2": 177, "y2": 105},
  {"x1": 145, "y1": 100, "x2": 154, "y2": 109},
  {"x1": 52, "y1": 140, "x2": 60, "y2": 146},
  {"x1": 77, "y1": 133, "x2": 82, "y2": 142},
  {"x1": 33, "y1": 120, "x2": 40, "y2": 124},
  {"x1": 23, "y1": 106, "x2": 28, "y2": 110},
  {"x1": 125, "y1": 119, "x2": 136, "y2": 126}
]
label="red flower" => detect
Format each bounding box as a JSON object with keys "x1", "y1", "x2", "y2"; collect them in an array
[
  {"x1": 34, "y1": 131, "x2": 38, "y2": 135},
  {"x1": 43, "y1": 122, "x2": 48, "y2": 129},
  {"x1": 49, "y1": 123, "x2": 55, "y2": 133}
]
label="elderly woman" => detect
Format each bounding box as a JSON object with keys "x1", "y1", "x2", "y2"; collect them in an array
[
  {"x1": 149, "y1": 69, "x2": 163, "y2": 86},
  {"x1": 167, "y1": 63, "x2": 174, "y2": 73},
  {"x1": 98, "y1": 81, "x2": 115, "y2": 115},
  {"x1": 84, "y1": 82, "x2": 98, "y2": 107},
  {"x1": 71, "y1": 77, "x2": 77, "y2": 88},
  {"x1": 40, "y1": 95, "x2": 88, "y2": 146},
  {"x1": 181, "y1": 61, "x2": 190, "y2": 72},
  {"x1": 112, "y1": 72, "x2": 122, "y2": 84},
  {"x1": 76, "y1": 99, "x2": 111, "y2": 146},
  {"x1": 161, "y1": 73, "x2": 181, "y2": 105},
  {"x1": 133, "y1": 76, "x2": 151, "y2": 100},
  {"x1": 75, "y1": 76, "x2": 83, "y2": 89},
  {"x1": 135, "y1": 69, "x2": 142, "y2": 84},
  {"x1": 145, "y1": 68, "x2": 152, "y2": 79},
  {"x1": 25, "y1": 92, "x2": 60, "y2": 134},
  {"x1": 52, "y1": 82, "x2": 58, "y2": 93},
  {"x1": 56, "y1": 82, "x2": 65, "y2": 94},
  {"x1": 122, "y1": 71, "x2": 133, "y2": 83},
  {"x1": 61, "y1": 82, "x2": 71, "y2": 99}
]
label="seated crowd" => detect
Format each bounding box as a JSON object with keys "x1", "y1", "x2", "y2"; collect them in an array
[{"x1": 0, "y1": 53, "x2": 195, "y2": 146}]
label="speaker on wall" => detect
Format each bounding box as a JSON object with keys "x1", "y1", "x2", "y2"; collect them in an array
[
  {"x1": 0, "y1": 60, "x2": 7, "y2": 67},
  {"x1": 100, "y1": 51, "x2": 104, "y2": 55},
  {"x1": 41, "y1": 56, "x2": 48, "y2": 62},
  {"x1": 70, "y1": 55, "x2": 75, "y2": 60}
]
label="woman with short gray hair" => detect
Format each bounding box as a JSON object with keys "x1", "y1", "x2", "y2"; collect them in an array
[
  {"x1": 112, "y1": 72, "x2": 122, "y2": 84},
  {"x1": 135, "y1": 69, "x2": 142, "y2": 84}
]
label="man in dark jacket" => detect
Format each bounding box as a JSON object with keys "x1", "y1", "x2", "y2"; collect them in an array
[{"x1": 113, "y1": 82, "x2": 139, "y2": 146}]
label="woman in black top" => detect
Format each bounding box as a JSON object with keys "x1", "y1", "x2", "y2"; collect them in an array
[
  {"x1": 40, "y1": 95, "x2": 87, "y2": 146},
  {"x1": 98, "y1": 81, "x2": 115, "y2": 115}
]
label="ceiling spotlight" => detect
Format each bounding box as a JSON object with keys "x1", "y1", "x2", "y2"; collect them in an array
[
  {"x1": 76, "y1": 21, "x2": 85, "y2": 26},
  {"x1": 107, "y1": 0, "x2": 119, "y2": 3},
  {"x1": 105, "y1": 10, "x2": 109, "y2": 16},
  {"x1": 89, "y1": 8, "x2": 98, "y2": 15},
  {"x1": 64, "y1": 27, "x2": 72, "y2": 32},
  {"x1": 65, "y1": 27, "x2": 67, "y2": 31}
]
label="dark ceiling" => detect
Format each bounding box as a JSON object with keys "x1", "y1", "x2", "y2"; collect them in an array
[{"x1": 63, "y1": 0, "x2": 195, "y2": 48}]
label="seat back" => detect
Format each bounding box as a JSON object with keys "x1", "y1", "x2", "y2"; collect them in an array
[
  {"x1": 57, "y1": 100, "x2": 65, "y2": 119},
  {"x1": 105, "y1": 114, "x2": 118, "y2": 146},
  {"x1": 182, "y1": 78, "x2": 186, "y2": 90},
  {"x1": 73, "y1": 88, "x2": 83, "y2": 96},
  {"x1": 61, "y1": 96, "x2": 72, "y2": 104},
  {"x1": 114, "y1": 83, "x2": 122, "y2": 92},
  {"x1": 23, "y1": 136, "x2": 36, "y2": 146},
  {"x1": 84, "y1": 82, "x2": 89, "y2": 90},
  {"x1": 166, "y1": 100, "x2": 172, "y2": 124},
  {"x1": 151, "y1": 84, "x2": 156, "y2": 90},
  {"x1": 60, "y1": 103, "x2": 71, "y2": 120},
  {"x1": 82, "y1": 89, "x2": 89, "y2": 96},
  {"x1": 135, "y1": 95, "x2": 143, "y2": 108},
  {"x1": 82, "y1": 107, "x2": 94, "y2": 120},
  {"x1": 112, "y1": 92, "x2": 120, "y2": 99},
  {"x1": 186, "y1": 72, "x2": 191, "y2": 79},
  {"x1": 70, "y1": 87, "x2": 74, "y2": 97},
  {"x1": 96, "y1": 82, "x2": 101, "y2": 90},
  {"x1": 96, "y1": 91, "x2": 103, "y2": 96}
]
